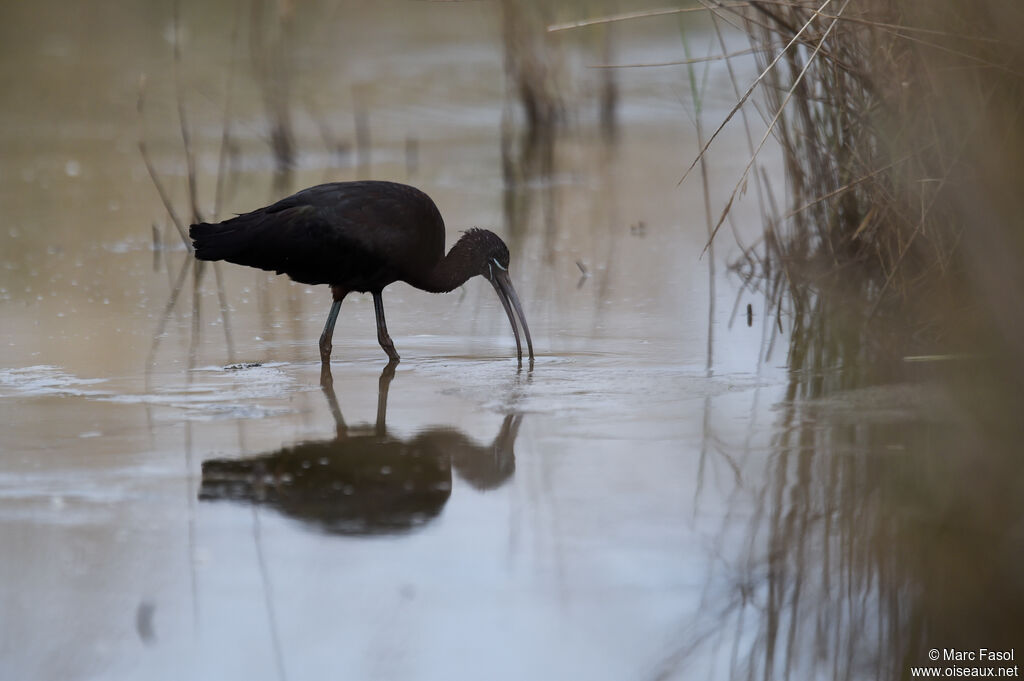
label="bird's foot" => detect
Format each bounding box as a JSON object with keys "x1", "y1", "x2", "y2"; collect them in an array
[
  {"x1": 378, "y1": 335, "x2": 400, "y2": 362},
  {"x1": 320, "y1": 362, "x2": 334, "y2": 388}
]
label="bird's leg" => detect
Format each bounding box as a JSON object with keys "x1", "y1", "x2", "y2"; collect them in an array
[
  {"x1": 319, "y1": 301, "x2": 341, "y2": 363},
  {"x1": 319, "y1": 287, "x2": 347, "y2": 366},
  {"x1": 372, "y1": 291, "x2": 400, "y2": 362}
]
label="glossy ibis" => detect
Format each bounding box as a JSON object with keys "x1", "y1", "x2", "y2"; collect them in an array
[{"x1": 189, "y1": 181, "x2": 533, "y2": 365}]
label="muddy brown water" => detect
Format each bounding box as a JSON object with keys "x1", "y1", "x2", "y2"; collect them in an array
[{"x1": 2, "y1": 3, "x2": 1019, "y2": 680}]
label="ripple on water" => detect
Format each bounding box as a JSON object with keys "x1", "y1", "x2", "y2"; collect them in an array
[
  {"x1": 0, "y1": 365, "x2": 109, "y2": 398},
  {"x1": 0, "y1": 362, "x2": 309, "y2": 420}
]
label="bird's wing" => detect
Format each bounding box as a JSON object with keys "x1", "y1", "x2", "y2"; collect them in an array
[
  {"x1": 191, "y1": 201, "x2": 387, "y2": 287},
  {"x1": 190, "y1": 182, "x2": 445, "y2": 288},
  {"x1": 285, "y1": 182, "x2": 445, "y2": 273}
]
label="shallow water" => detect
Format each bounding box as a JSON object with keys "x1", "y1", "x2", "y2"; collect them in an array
[{"x1": 2, "y1": 3, "x2": 1020, "y2": 681}]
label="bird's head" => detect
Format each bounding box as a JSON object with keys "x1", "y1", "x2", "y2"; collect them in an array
[
  {"x1": 460, "y1": 228, "x2": 534, "y2": 363},
  {"x1": 460, "y1": 228, "x2": 511, "y2": 278}
]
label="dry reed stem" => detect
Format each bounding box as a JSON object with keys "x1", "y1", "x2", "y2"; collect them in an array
[
  {"x1": 780, "y1": 154, "x2": 910, "y2": 224},
  {"x1": 214, "y1": 0, "x2": 243, "y2": 222},
  {"x1": 677, "y1": 0, "x2": 835, "y2": 191},
  {"x1": 588, "y1": 47, "x2": 763, "y2": 69},
  {"x1": 701, "y1": 0, "x2": 850, "y2": 257},
  {"x1": 136, "y1": 79, "x2": 190, "y2": 250},
  {"x1": 172, "y1": 0, "x2": 201, "y2": 225},
  {"x1": 547, "y1": 5, "x2": 739, "y2": 33}
]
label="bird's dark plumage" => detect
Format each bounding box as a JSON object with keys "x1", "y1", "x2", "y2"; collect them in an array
[
  {"x1": 190, "y1": 181, "x2": 445, "y2": 290},
  {"x1": 188, "y1": 180, "x2": 533, "y2": 366}
]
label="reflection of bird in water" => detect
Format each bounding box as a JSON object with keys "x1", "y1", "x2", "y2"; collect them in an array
[
  {"x1": 188, "y1": 181, "x2": 534, "y2": 368},
  {"x1": 199, "y1": 363, "x2": 523, "y2": 535}
]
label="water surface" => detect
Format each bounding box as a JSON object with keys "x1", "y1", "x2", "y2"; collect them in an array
[{"x1": 3, "y1": 3, "x2": 1015, "y2": 681}]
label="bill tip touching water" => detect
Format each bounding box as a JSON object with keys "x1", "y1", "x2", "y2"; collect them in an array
[{"x1": 188, "y1": 180, "x2": 534, "y2": 367}]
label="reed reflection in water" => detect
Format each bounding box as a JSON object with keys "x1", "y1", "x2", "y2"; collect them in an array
[{"x1": 679, "y1": 304, "x2": 1024, "y2": 681}]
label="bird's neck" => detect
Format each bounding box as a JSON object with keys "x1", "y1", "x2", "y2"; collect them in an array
[{"x1": 409, "y1": 238, "x2": 480, "y2": 293}]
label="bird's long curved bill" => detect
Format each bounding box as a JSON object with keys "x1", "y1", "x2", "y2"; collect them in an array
[{"x1": 490, "y1": 270, "x2": 534, "y2": 362}]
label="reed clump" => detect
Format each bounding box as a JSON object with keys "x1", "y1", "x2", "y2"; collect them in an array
[
  {"x1": 727, "y1": 5, "x2": 1024, "y2": 676},
  {"x1": 704, "y1": 6, "x2": 1024, "y2": 676},
  {"x1": 729, "y1": 0, "x2": 1024, "y2": 371}
]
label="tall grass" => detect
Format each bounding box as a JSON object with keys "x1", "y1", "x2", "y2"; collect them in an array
[
  {"x1": 719, "y1": 3, "x2": 1024, "y2": 678},
  {"x1": 721, "y1": 1, "x2": 1024, "y2": 365},
  {"x1": 592, "y1": 3, "x2": 1024, "y2": 677}
]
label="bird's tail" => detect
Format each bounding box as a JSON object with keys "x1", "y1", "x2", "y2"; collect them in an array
[{"x1": 189, "y1": 219, "x2": 248, "y2": 262}]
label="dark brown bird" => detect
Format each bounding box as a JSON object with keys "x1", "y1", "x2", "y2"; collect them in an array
[{"x1": 188, "y1": 181, "x2": 533, "y2": 365}]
